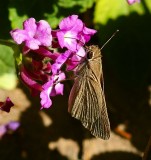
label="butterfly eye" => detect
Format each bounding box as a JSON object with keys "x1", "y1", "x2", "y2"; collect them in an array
[{"x1": 87, "y1": 51, "x2": 93, "y2": 59}]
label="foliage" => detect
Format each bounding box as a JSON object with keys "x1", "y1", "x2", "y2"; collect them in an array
[
  {"x1": 8, "y1": 0, "x2": 95, "y2": 29},
  {"x1": 0, "y1": 44, "x2": 17, "y2": 89},
  {"x1": 94, "y1": 0, "x2": 151, "y2": 25}
]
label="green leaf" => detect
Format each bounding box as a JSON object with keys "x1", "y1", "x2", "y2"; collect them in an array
[
  {"x1": 0, "y1": 39, "x2": 22, "y2": 67},
  {"x1": 0, "y1": 44, "x2": 15, "y2": 74},
  {"x1": 9, "y1": 8, "x2": 28, "y2": 29},
  {"x1": 94, "y1": 0, "x2": 151, "y2": 25},
  {"x1": 0, "y1": 44, "x2": 17, "y2": 89},
  {"x1": 58, "y1": 0, "x2": 94, "y2": 12}
]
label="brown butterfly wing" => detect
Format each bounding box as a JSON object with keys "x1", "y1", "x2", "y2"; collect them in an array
[{"x1": 68, "y1": 75, "x2": 110, "y2": 140}]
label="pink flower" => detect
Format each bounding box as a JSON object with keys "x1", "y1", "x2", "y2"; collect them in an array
[
  {"x1": 56, "y1": 15, "x2": 97, "y2": 51},
  {"x1": 0, "y1": 97, "x2": 14, "y2": 113},
  {"x1": 51, "y1": 50, "x2": 72, "y2": 74},
  {"x1": 127, "y1": 0, "x2": 140, "y2": 5},
  {"x1": 10, "y1": 18, "x2": 52, "y2": 50},
  {"x1": 66, "y1": 47, "x2": 86, "y2": 70},
  {"x1": 40, "y1": 72, "x2": 65, "y2": 109}
]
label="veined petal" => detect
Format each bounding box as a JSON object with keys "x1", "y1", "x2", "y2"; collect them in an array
[
  {"x1": 36, "y1": 20, "x2": 52, "y2": 46},
  {"x1": 10, "y1": 29, "x2": 28, "y2": 44},
  {"x1": 71, "y1": 18, "x2": 84, "y2": 32},
  {"x1": 59, "y1": 15, "x2": 78, "y2": 30},
  {"x1": 64, "y1": 31, "x2": 78, "y2": 51},
  {"x1": 57, "y1": 30, "x2": 78, "y2": 51},
  {"x1": 59, "y1": 15, "x2": 83, "y2": 32},
  {"x1": 23, "y1": 18, "x2": 37, "y2": 37}
]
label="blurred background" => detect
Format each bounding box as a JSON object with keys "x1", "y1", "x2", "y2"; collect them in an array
[{"x1": 0, "y1": 0, "x2": 151, "y2": 159}]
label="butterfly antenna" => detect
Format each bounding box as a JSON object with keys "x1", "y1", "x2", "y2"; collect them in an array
[{"x1": 101, "y1": 29, "x2": 119, "y2": 50}]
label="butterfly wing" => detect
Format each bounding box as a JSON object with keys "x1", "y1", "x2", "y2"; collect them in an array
[{"x1": 68, "y1": 76, "x2": 110, "y2": 140}]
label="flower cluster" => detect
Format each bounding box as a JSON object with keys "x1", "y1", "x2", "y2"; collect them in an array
[
  {"x1": 127, "y1": 0, "x2": 140, "y2": 5},
  {"x1": 10, "y1": 15, "x2": 97, "y2": 109}
]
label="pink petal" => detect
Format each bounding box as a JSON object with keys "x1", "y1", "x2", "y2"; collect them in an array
[
  {"x1": 59, "y1": 15, "x2": 84, "y2": 32},
  {"x1": 57, "y1": 72, "x2": 66, "y2": 81},
  {"x1": 57, "y1": 30, "x2": 79, "y2": 51},
  {"x1": 82, "y1": 26, "x2": 97, "y2": 42},
  {"x1": 23, "y1": 18, "x2": 37, "y2": 37},
  {"x1": 25, "y1": 38, "x2": 41, "y2": 50},
  {"x1": 59, "y1": 15, "x2": 78, "y2": 30},
  {"x1": 50, "y1": 72, "x2": 65, "y2": 96},
  {"x1": 83, "y1": 26, "x2": 97, "y2": 35},
  {"x1": 76, "y1": 47, "x2": 86, "y2": 57},
  {"x1": 54, "y1": 83, "x2": 64, "y2": 95},
  {"x1": 40, "y1": 80, "x2": 53, "y2": 109},
  {"x1": 10, "y1": 29, "x2": 28, "y2": 44},
  {"x1": 51, "y1": 50, "x2": 72, "y2": 74},
  {"x1": 36, "y1": 20, "x2": 52, "y2": 46},
  {"x1": 127, "y1": 0, "x2": 140, "y2": 4},
  {"x1": 40, "y1": 89, "x2": 52, "y2": 109},
  {"x1": 56, "y1": 31, "x2": 65, "y2": 48},
  {"x1": 54, "y1": 72, "x2": 65, "y2": 95}
]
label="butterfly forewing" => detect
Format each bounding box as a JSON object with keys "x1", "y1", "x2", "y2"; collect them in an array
[{"x1": 68, "y1": 45, "x2": 110, "y2": 140}]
